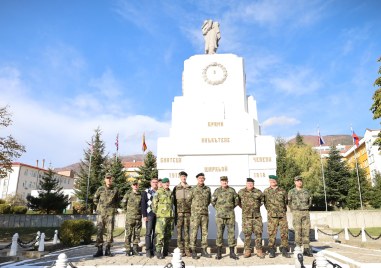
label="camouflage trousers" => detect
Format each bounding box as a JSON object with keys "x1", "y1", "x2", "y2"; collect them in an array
[
  {"x1": 176, "y1": 213, "x2": 191, "y2": 251},
  {"x1": 267, "y1": 216, "x2": 288, "y2": 249},
  {"x1": 155, "y1": 217, "x2": 174, "y2": 252},
  {"x1": 190, "y1": 214, "x2": 209, "y2": 249},
  {"x1": 95, "y1": 214, "x2": 115, "y2": 247},
  {"x1": 242, "y1": 216, "x2": 263, "y2": 250},
  {"x1": 216, "y1": 217, "x2": 236, "y2": 247},
  {"x1": 124, "y1": 218, "x2": 142, "y2": 250},
  {"x1": 292, "y1": 210, "x2": 311, "y2": 248}
]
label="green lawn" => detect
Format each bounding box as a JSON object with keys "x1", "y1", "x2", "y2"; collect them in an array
[
  {"x1": 332, "y1": 227, "x2": 381, "y2": 236},
  {"x1": 0, "y1": 227, "x2": 58, "y2": 242}
]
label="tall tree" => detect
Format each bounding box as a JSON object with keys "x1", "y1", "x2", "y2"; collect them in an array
[
  {"x1": 27, "y1": 169, "x2": 70, "y2": 214},
  {"x1": 0, "y1": 106, "x2": 26, "y2": 178},
  {"x1": 106, "y1": 154, "x2": 129, "y2": 197},
  {"x1": 75, "y1": 127, "x2": 108, "y2": 212},
  {"x1": 369, "y1": 172, "x2": 381, "y2": 208},
  {"x1": 295, "y1": 132, "x2": 305, "y2": 147},
  {"x1": 370, "y1": 57, "x2": 381, "y2": 149},
  {"x1": 346, "y1": 167, "x2": 372, "y2": 210},
  {"x1": 136, "y1": 151, "x2": 158, "y2": 190},
  {"x1": 324, "y1": 146, "x2": 350, "y2": 209}
]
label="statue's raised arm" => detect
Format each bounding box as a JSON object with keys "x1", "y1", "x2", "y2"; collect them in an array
[{"x1": 202, "y1": 19, "x2": 221, "y2": 54}]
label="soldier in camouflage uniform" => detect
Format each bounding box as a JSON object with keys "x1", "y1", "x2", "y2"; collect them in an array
[
  {"x1": 238, "y1": 178, "x2": 265, "y2": 259},
  {"x1": 121, "y1": 179, "x2": 142, "y2": 256},
  {"x1": 93, "y1": 173, "x2": 119, "y2": 257},
  {"x1": 288, "y1": 176, "x2": 313, "y2": 257},
  {"x1": 211, "y1": 176, "x2": 239, "y2": 260},
  {"x1": 173, "y1": 171, "x2": 192, "y2": 257},
  {"x1": 152, "y1": 177, "x2": 174, "y2": 259},
  {"x1": 189, "y1": 173, "x2": 212, "y2": 259},
  {"x1": 263, "y1": 175, "x2": 290, "y2": 258}
]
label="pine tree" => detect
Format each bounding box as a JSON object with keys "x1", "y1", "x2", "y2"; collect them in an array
[
  {"x1": 295, "y1": 132, "x2": 305, "y2": 147},
  {"x1": 369, "y1": 172, "x2": 381, "y2": 208},
  {"x1": 275, "y1": 138, "x2": 300, "y2": 191},
  {"x1": 107, "y1": 154, "x2": 129, "y2": 197},
  {"x1": 74, "y1": 127, "x2": 108, "y2": 212},
  {"x1": 324, "y1": 145, "x2": 350, "y2": 209},
  {"x1": 136, "y1": 151, "x2": 158, "y2": 190},
  {"x1": 346, "y1": 167, "x2": 371, "y2": 210},
  {"x1": 26, "y1": 169, "x2": 70, "y2": 214}
]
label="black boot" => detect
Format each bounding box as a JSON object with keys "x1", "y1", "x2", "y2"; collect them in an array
[
  {"x1": 156, "y1": 250, "x2": 164, "y2": 259},
  {"x1": 201, "y1": 248, "x2": 212, "y2": 258},
  {"x1": 215, "y1": 246, "x2": 222, "y2": 260},
  {"x1": 229, "y1": 247, "x2": 239, "y2": 260},
  {"x1": 281, "y1": 247, "x2": 290, "y2": 258},
  {"x1": 163, "y1": 245, "x2": 169, "y2": 257},
  {"x1": 93, "y1": 245, "x2": 103, "y2": 257},
  {"x1": 132, "y1": 244, "x2": 140, "y2": 256},
  {"x1": 268, "y1": 248, "x2": 276, "y2": 258},
  {"x1": 104, "y1": 245, "x2": 114, "y2": 257},
  {"x1": 303, "y1": 248, "x2": 313, "y2": 257},
  {"x1": 191, "y1": 248, "x2": 199, "y2": 259}
]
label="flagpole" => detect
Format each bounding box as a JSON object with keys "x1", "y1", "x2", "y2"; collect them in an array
[
  {"x1": 318, "y1": 128, "x2": 328, "y2": 212},
  {"x1": 351, "y1": 127, "x2": 363, "y2": 210},
  {"x1": 85, "y1": 139, "x2": 93, "y2": 211}
]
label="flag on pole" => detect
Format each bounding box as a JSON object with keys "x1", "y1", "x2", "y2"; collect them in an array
[
  {"x1": 142, "y1": 133, "x2": 147, "y2": 152},
  {"x1": 318, "y1": 130, "x2": 325, "y2": 146},
  {"x1": 351, "y1": 128, "x2": 360, "y2": 147},
  {"x1": 115, "y1": 133, "x2": 119, "y2": 152}
]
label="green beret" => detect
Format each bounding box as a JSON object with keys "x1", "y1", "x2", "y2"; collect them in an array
[
  {"x1": 162, "y1": 177, "x2": 169, "y2": 183},
  {"x1": 294, "y1": 176, "x2": 303, "y2": 181},
  {"x1": 247, "y1": 178, "x2": 254, "y2": 183},
  {"x1": 269, "y1": 175, "x2": 278, "y2": 180},
  {"x1": 220, "y1": 176, "x2": 228, "y2": 181}
]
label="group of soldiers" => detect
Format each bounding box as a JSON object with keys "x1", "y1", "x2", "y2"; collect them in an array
[{"x1": 92, "y1": 171, "x2": 313, "y2": 260}]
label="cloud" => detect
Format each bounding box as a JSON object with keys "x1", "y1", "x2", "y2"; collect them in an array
[{"x1": 262, "y1": 116, "x2": 300, "y2": 128}]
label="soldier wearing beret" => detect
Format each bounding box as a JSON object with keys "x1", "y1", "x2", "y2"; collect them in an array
[
  {"x1": 189, "y1": 172, "x2": 212, "y2": 259},
  {"x1": 93, "y1": 173, "x2": 120, "y2": 257},
  {"x1": 173, "y1": 171, "x2": 192, "y2": 257},
  {"x1": 288, "y1": 176, "x2": 313, "y2": 257},
  {"x1": 238, "y1": 178, "x2": 265, "y2": 258},
  {"x1": 211, "y1": 176, "x2": 239, "y2": 260},
  {"x1": 263, "y1": 175, "x2": 290, "y2": 258},
  {"x1": 152, "y1": 177, "x2": 174, "y2": 259},
  {"x1": 121, "y1": 179, "x2": 142, "y2": 256}
]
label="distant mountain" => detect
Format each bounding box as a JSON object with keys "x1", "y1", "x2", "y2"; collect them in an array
[
  {"x1": 287, "y1": 134, "x2": 359, "y2": 147},
  {"x1": 54, "y1": 154, "x2": 144, "y2": 174}
]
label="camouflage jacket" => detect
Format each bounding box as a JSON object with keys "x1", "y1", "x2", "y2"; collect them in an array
[
  {"x1": 238, "y1": 187, "x2": 263, "y2": 218},
  {"x1": 263, "y1": 186, "x2": 287, "y2": 217},
  {"x1": 288, "y1": 188, "x2": 312, "y2": 211},
  {"x1": 93, "y1": 185, "x2": 119, "y2": 216},
  {"x1": 121, "y1": 190, "x2": 142, "y2": 219},
  {"x1": 173, "y1": 183, "x2": 192, "y2": 215},
  {"x1": 190, "y1": 184, "x2": 211, "y2": 215},
  {"x1": 152, "y1": 188, "x2": 174, "y2": 218},
  {"x1": 211, "y1": 186, "x2": 239, "y2": 219}
]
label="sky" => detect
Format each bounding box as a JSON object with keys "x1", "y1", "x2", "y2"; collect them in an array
[{"x1": 1, "y1": 0, "x2": 381, "y2": 168}]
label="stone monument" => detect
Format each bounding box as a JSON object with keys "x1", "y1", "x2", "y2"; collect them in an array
[{"x1": 157, "y1": 21, "x2": 276, "y2": 241}]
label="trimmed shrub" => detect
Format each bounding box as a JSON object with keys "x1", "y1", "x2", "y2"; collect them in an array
[
  {"x1": 72, "y1": 202, "x2": 89, "y2": 214},
  {"x1": 12, "y1": 206, "x2": 28, "y2": 214},
  {"x1": 60, "y1": 219, "x2": 95, "y2": 246},
  {"x1": 0, "y1": 204, "x2": 11, "y2": 214},
  {"x1": 0, "y1": 199, "x2": 6, "y2": 204}
]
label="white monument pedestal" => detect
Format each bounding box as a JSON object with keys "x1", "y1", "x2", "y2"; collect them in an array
[{"x1": 157, "y1": 53, "x2": 276, "y2": 243}]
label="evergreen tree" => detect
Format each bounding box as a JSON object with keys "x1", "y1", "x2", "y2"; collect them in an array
[
  {"x1": 369, "y1": 172, "x2": 381, "y2": 208},
  {"x1": 136, "y1": 151, "x2": 158, "y2": 190},
  {"x1": 74, "y1": 127, "x2": 108, "y2": 212},
  {"x1": 295, "y1": 132, "x2": 305, "y2": 147},
  {"x1": 275, "y1": 138, "x2": 300, "y2": 191},
  {"x1": 370, "y1": 57, "x2": 381, "y2": 149},
  {"x1": 324, "y1": 146, "x2": 350, "y2": 209},
  {"x1": 346, "y1": 167, "x2": 372, "y2": 209},
  {"x1": 27, "y1": 169, "x2": 70, "y2": 214},
  {"x1": 107, "y1": 154, "x2": 129, "y2": 197}
]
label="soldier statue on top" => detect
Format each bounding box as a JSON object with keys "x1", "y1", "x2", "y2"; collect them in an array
[{"x1": 202, "y1": 19, "x2": 221, "y2": 54}]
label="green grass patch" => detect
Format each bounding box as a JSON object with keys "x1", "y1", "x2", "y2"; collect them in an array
[
  {"x1": 332, "y1": 227, "x2": 381, "y2": 236},
  {"x1": 0, "y1": 227, "x2": 58, "y2": 242}
]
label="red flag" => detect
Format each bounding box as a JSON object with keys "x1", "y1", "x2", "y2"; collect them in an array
[
  {"x1": 142, "y1": 133, "x2": 147, "y2": 152},
  {"x1": 115, "y1": 133, "x2": 119, "y2": 152},
  {"x1": 352, "y1": 130, "x2": 359, "y2": 147}
]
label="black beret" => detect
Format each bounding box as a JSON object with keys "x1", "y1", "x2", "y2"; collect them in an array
[
  {"x1": 246, "y1": 178, "x2": 254, "y2": 183},
  {"x1": 196, "y1": 173, "x2": 205, "y2": 178},
  {"x1": 179, "y1": 171, "x2": 188, "y2": 176}
]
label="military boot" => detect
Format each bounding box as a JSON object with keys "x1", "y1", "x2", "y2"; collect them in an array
[
  {"x1": 243, "y1": 249, "x2": 251, "y2": 258},
  {"x1": 104, "y1": 245, "x2": 114, "y2": 257},
  {"x1": 125, "y1": 249, "x2": 133, "y2": 256},
  {"x1": 268, "y1": 248, "x2": 276, "y2": 258},
  {"x1": 256, "y1": 248, "x2": 265, "y2": 259},
  {"x1": 191, "y1": 248, "x2": 199, "y2": 259},
  {"x1": 163, "y1": 245, "x2": 169, "y2": 257},
  {"x1": 215, "y1": 246, "x2": 222, "y2": 260},
  {"x1": 281, "y1": 247, "x2": 290, "y2": 258},
  {"x1": 156, "y1": 250, "x2": 164, "y2": 259},
  {"x1": 132, "y1": 244, "x2": 140, "y2": 256},
  {"x1": 229, "y1": 247, "x2": 239, "y2": 260},
  {"x1": 201, "y1": 248, "x2": 212, "y2": 258},
  {"x1": 303, "y1": 248, "x2": 313, "y2": 257},
  {"x1": 93, "y1": 245, "x2": 103, "y2": 257},
  {"x1": 185, "y1": 248, "x2": 192, "y2": 257}
]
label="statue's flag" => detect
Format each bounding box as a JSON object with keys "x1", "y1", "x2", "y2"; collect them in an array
[
  {"x1": 142, "y1": 133, "x2": 147, "y2": 152},
  {"x1": 318, "y1": 130, "x2": 325, "y2": 146}
]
